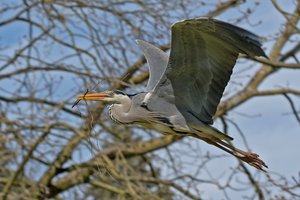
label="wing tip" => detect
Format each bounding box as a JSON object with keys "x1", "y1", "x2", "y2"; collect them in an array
[
  {"x1": 136, "y1": 39, "x2": 153, "y2": 47},
  {"x1": 135, "y1": 39, "x2": 143, "y2": 45},
  {"x1": 135, "y1": 39, "x2": 151, "y2": 51},
  {"x1": 171, "y1": 17, "x2": 223, "y2": 30}
]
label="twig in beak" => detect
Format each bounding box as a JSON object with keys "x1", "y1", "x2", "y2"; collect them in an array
[
  {"x1": 72, "y1": 89, "x2": 89, "y2": 108},
  {"x1": 72, "y1": 81, "x2": 101, "y2": 108}
]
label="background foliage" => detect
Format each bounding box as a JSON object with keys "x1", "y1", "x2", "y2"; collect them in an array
[{"x1": 0, "y1": 0, "x2": 300, "y2": 199}]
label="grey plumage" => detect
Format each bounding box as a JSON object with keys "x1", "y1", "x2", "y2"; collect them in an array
[
  {"x1": 154, "y1": 18, "x2": 266, "y2": 125},
  {"x1": 135, "y1": 39, "x2": 169, "y2": 92},
  {"x1": 77, "y1": 17, "x2": 268, "y2": 171}
]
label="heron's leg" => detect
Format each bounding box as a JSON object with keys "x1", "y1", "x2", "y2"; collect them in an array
[
  {"x1": 198, "y1": 134, "x2": 267, "y2": 170},
  {"x1": 200, "y1": 137, "x2": 246, "y2": 158},
  {"x1": 216, "y1": 139, "x2": 260, "y2": 158},
  {"x1": 191, "y1": 132, "x2": 267, "y2": 170},
  {"x1": 197, "y1": 134, "x2": 247, "y2": 156},
  {"x1": 203, "y1": 138, "x2": 235, "y2": 155},
  {"x1": 214, "y1": 138, "x2": 268, "y2": 170}
]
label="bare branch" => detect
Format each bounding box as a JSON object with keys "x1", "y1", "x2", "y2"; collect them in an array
[{"x1": 282, "y1": 94, "x2": 300, "y2": 124}]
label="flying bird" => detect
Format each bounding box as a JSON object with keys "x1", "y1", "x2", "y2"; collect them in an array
[{"x1": 77, "y1": 18, "x2": 268, "y2": 170}]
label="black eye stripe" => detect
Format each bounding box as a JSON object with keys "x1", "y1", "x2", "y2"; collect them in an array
[{"x1": 114, "y1": 90, "x2": 126, "y2": 95}]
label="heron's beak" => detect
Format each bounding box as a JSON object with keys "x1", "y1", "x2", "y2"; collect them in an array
[{"x1": 76, "y1": 92, "x2": 110, "y2": 101}]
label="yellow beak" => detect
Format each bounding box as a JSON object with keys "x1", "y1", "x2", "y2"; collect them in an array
[{"x1": 76, "y1": 92, "x2": 110, "y2": 101}]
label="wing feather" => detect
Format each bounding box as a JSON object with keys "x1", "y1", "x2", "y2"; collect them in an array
[
  {"x1": 136, "y1": 40, "x2": 169, "y2": 92},
  {"x1": 152, "y1": 18, "x2": 266, "y2": 124}
]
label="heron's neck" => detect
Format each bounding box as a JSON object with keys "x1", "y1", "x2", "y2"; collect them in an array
[{"x1": 109, "y1": 98, "x2": 132, "y2": 124}]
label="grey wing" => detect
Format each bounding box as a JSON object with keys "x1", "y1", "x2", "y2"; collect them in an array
[
  {"x1": 152, "y1": 18, "x2": 267, "y2": 124},
  {"x1": 136, "y1": 39, "x2": 169, "y2": 92}
]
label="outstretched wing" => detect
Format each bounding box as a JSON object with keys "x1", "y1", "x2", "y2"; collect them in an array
[
  {"x1": 136, "y1": 40, "x2": 169, "y2": 92},
  {"x1": 152, "y1": 18, "x2": 266, "y2": 124}
]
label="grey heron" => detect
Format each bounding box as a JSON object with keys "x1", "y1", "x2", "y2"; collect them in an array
[{"x1": 77, "y1": 18, "x2": 268, "y2": 170}]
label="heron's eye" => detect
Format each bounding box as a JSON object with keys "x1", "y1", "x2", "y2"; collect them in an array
[{"x1": 114, "y1": 90, "x2": 126, "y2": 95}]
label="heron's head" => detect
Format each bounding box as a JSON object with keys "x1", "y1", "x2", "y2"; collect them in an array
[{"x1": 76, "y1": 90, "x2": 130, "y2": 104}]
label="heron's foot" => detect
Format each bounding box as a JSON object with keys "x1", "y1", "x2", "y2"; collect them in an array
[
  {"x1": 192, "y1": 133, "x2": 268, "y2": 171},
  {"x1": 234, "y1": 152, "x2": 268, "y2": 171},
  {"x1": 214, "y1": 139, "x2": 268, "y2": 171}
]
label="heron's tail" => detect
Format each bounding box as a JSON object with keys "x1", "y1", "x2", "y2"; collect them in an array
[{"x1": 191, "y1": 124, "x2": 233, "y2": 142}]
